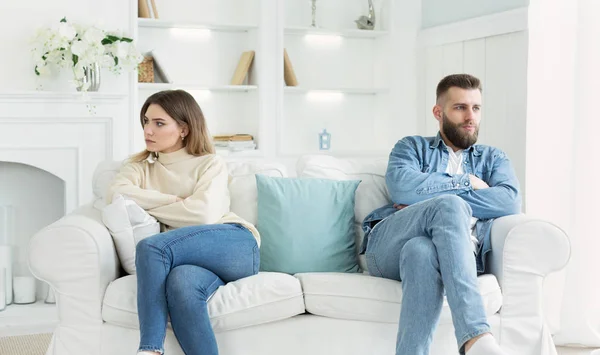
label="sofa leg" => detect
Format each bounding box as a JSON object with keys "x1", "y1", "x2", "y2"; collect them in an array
[{"x1": 498, "y1": 275, "x2": 558, "y2": 355}]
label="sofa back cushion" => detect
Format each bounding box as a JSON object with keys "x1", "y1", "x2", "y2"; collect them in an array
[
  {"x1": 296, "y1": 155, "x2": 391, "y2": 271},
  {"x1": 92, "y1": 159, "x2": 288, "y2": 225},
  {"x1": 226, "y1": 161, "x2": 288, "y2": 225}
]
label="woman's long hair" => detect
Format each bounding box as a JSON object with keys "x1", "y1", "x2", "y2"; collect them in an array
[{"x1": 130, "y1": 90, "x2": 215, "y2": 162}]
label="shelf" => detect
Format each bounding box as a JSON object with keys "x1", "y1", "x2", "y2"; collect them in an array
[
  {"x1": 278, "y1": 151, "x2": 390, "y2": 159},
  {"x1": 285, "y1": 26, "x2": 389, "y2": 38},
  {"x1": 138, "y1": 18, "x2": 257, "y2": 32},
  {"x1": 0, "y1": 301, "x2": 58, "y2": 337},
  {"x1": 284, "y1": 87, "x2": 388, "y2": 95},
  {"x1": 138, "y1": 83, "x2": 258, "y2": 92},
  {"x1": 216, "y1": 149, "x2": 263, "y2": 158}
]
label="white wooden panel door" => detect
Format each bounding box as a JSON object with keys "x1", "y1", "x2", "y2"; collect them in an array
[{"x1": 419, "y1": 30, "x2": 528, "y2": 204}]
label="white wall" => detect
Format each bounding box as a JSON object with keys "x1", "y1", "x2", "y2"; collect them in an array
[
  {"x1": 419, "y1": 0, "x2": 600, "y2": 346},
  {"x1": 0, "y1": 1, "x2": 134, "y2": 305},
  {"x1": 421, "y1": 0, "x2": 529, "y2": 28},
  {"x1": 0, "y1": 0, "x2": 133, "y2": 93},
  {"x1": 527, "y1": 0, "x2": 600, "y2": 347}
]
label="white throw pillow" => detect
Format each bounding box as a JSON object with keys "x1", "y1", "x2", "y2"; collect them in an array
[{"x1": 101, "y1": 194, "x2": 160, "y2": 274}]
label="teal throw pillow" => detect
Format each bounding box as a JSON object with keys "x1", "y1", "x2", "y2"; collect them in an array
[{"x1": 256, "y1": 174, "x2": 361, "y2": 274}]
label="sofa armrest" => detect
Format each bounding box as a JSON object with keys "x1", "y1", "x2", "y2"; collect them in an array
[
  {"x1": 488, "y1": 214, "x2": 570, "y2": 284},
  {"x1": 487, "y1": 214, "x2": 570, "y2": 354},
  {"x1": 29, "y1": 202, "x2": 120, "y2": 355}
]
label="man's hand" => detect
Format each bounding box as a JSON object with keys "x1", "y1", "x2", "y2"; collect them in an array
[
  {"x1": 393, "y1": 203, "x2": 408, "y2": 210},
  {"x1": 469, "y1": 174, "x2": 490, "y2": 190}
]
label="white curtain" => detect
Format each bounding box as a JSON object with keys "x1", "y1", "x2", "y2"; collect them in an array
[
  {"x1": 553, "y1": 0, "x2": 600, "y2": 347},
  {"x1": 528, "y1": 0, "x2": 600, "y2": 348}
]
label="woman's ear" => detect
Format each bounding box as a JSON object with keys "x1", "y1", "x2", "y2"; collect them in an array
[{"x1": 181, "y1": 124, "x2": 189, "y2": 137}]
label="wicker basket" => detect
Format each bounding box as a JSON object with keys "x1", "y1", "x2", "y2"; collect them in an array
[{"x1": 138, "y1": 56, "x2": 154, "y2": 83}]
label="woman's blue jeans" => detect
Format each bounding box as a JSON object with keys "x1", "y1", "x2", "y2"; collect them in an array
[
  {"x1": 365, "y1": 195, "x2": 490, "y2": 355},
  {"x1": 135, "y1": 223, "x2": 259, "y2": 355}
]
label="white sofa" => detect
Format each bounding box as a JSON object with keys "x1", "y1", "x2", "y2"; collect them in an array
[{"x1": 29, "y1": 155, "x2": 571, "y2": 355}]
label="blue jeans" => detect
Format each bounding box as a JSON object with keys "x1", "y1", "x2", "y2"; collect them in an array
[
  {"x1": 365, "y1": 195, "x2": 490, "y2": 355},
  {"x1": 135, "y1": 223, "x2": 259, "y2": 355}
]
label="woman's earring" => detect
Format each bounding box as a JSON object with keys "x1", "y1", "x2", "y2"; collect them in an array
[{"x1": 181, "y1": 135, "x2": 185, "y2": 141}]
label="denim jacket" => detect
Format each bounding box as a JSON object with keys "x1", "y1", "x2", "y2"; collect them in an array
[{"x1": 361, "y1": 133, "x2": 521, "y2": 274}]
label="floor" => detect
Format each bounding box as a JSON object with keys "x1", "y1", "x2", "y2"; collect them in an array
[
  {"x1": 0, "y1": 301, "x2": 58, "y2": 337},
  {"x1": 0, "y1": 333, "x2": 598, "y2": 355},
  {"x1": 0, "y1": 333, "x2": 51, "y2": 355},
  {"x1": 557, "y1": 347, "x2": 600, "y2": 355}
]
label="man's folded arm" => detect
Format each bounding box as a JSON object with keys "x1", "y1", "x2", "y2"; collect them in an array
[
  {"x1": 386, "y1": 138, "x2": 472, "y2": 205},
  {"x1": 458, "y1": 152, "x2": 521, "y2": 219}
]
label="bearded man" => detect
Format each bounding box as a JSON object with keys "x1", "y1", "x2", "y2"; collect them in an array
[{"x1": 361, "y1": 74, "x2": 521, "y2": 355}]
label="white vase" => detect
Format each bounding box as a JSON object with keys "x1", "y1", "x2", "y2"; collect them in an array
[
  {"x1": 45, "y1": 286, "x2": 56, "y2": 304},
  {"x1": 13, "y1": 276, "x2": 36, "y2": 304},
  {"x1": 77, "y1": 63, "x2": 101, "y2": 92},
  {"x1": 0, "y1": 268, "x2": 6, "y2": 311},
  {"x1": 0, "y1": 245, "x2": 12, "y2": 305}
]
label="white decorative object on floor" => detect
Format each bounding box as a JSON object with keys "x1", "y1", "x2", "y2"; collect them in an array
[
  {"x1": 0, "y1": 245, "x2": 13, "y2": 305},
  {"x1": 44, "y1": 287, "x2": 56, "y2": 304},
  {"x1": 0, "y1": 267, "x2": 6, "y2": 311},
  {"x1": 0, "y1": 205, "x2": 14, "y2": 245},
  {"x1": 13, "y1": 276, "x2": 36, "y2": 304}
]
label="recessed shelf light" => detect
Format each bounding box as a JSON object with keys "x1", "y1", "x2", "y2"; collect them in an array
[
  {"x1": 306, "y1": 91, "x2": 344, "y2": 102},
  {"x1": 304, "y1": 34, "x2": 343, "y2": 46},
  {"x1": 169, "y1": 28, "x2": 212, "y2": 40}
]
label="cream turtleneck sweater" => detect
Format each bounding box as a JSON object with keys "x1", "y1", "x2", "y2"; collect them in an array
[{"x1": 105, "y1": 148, "x2": 260, "y2": 245}]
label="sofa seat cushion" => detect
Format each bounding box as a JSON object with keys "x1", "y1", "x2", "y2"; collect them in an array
[
  {"x1": 102, "y1": 272, "x2": 305, "y2": 332},
  {"x1": 295, "y1": 272, "x2": 502, "y2": 324}
]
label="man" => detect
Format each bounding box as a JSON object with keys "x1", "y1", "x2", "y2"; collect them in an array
[{"x1": 361, "y1": 74, "x2": 520, "y2": 355}]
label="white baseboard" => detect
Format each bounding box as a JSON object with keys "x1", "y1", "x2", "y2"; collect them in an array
[{"x1": 0, "y1": 301, "x2": 57, "y2": 337}]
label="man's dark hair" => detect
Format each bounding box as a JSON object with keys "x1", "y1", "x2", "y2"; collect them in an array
[{"x1": 436, "y1": 74, "x2": 482, "y2": 104}]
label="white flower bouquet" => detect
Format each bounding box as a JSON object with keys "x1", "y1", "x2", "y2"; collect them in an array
[{"x1": 32, "y1": 17, "x2": 143, "y2": 91}]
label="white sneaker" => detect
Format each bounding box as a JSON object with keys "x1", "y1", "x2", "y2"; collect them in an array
[{"x1": 466, "y1": 334, "x2": 508, "y2": 355}]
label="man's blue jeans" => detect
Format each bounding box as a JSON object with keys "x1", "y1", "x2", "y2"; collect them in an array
[
  {"x1": 135, "y1": 223, "x2": 259, "y2": 355},
  {"x1": 365, "y1": 195, "x2": 490, "y2": 355}
]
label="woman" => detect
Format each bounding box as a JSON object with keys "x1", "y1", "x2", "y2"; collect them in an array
[{"x1": 105, "y1": 90, "x2": 260, "y2": 355}]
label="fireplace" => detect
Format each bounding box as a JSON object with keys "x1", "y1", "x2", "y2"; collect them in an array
[
  {"x1": 0, "y1": 162, "x2": 65, "y2": 300},
  {"x1": 0, "y1": 91, "x2": 129, "y2": 335}
]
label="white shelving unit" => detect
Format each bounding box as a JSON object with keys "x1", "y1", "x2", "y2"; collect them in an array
[
  {"x1": 138, "y1": 18, "x2": 257, "y2": 32},
  {"x1": 280, "y1": 0, "x2": 394, "y2": 157},
  {"x1": 285, "y1": 26, "x2": 389, "y2": 38},
  {"x1": 215, "y1": 149, "x2": 264, "y2": 157},
  {"x1": 131, "y1": 0, "x2": 401, "y2": 160},
  {"x1": 138, "y1": 83, "x2": 258, "y2": 92},
  {"x1": 284, "y1": 87, "x2": 388, "y2": 95},
  {"x1": 133, "y1": 0, "x2": 262, "y2": 157}
]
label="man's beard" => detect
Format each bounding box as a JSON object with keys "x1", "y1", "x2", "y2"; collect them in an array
[{"x1": 442, "y1": 113, "x2": 479, "y2": 149}]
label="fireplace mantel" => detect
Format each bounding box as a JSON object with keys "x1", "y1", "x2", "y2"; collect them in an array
[
  {"x1": 0, "y1": 90, "x2": 131, "y2": 213},
  {"x1": 0, "y1": 91, "x2": 127, "y2": 103}
]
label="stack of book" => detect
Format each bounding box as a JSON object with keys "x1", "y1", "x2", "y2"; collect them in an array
[{"x1": 213, "y1": 134, "x2": 256, "y2": 152}]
